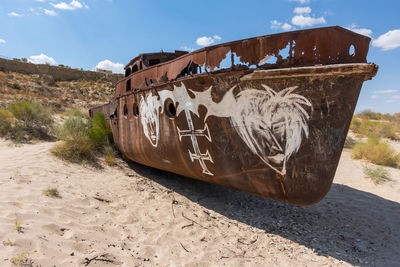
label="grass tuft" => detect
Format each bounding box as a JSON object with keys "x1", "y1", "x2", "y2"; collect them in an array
[
  {"x1": 14, "y1": 220, "x2": 23, "y2": 233},
  {"x1": 104, "y1": 145, "x2": 117, "y2": 166},
  {"x1": 3, "y1": 238, "x2": 16, "y2": 246},
  {"x1": 44, "y1": 188, "x2": 60, "y2": 198},
  {"x1": 352, "y1": 136, "x2": 400, "y2": 167},
  {"x1": 10, "y1": 252, "x2": 30, "y2": 266},
  {"x1": 363, "y1": 165, "x2": 391, "y2": 185}
]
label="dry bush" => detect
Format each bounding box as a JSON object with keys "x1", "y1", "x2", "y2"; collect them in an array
[
  {"x1": 357, "y1": 109, "x2": 382, "y2": 120},
  {"x1": 104, "y1": 145, "x2": 117, "y2": 166},
  {"x1": 52, "y1": 115, "x2": 96, "y2": 163},
  {"x1": 352, "y1": 136, "x2": 400, "y2": 167},
  {"x1": 10, "y1": 251, "x2": 32, "y2": 266},
  {"x1": 0, "y1": 109, "x2": 15, "y2": 136},
  {"x1": 52, "y1": 111, "x2": 115, "y2": 165},
  {"x1": 7, "y1": 99, "x2": 54, "y2": 141},
  {"x1": 350, "y1": 117, "x2": 400, "y2": 141}
]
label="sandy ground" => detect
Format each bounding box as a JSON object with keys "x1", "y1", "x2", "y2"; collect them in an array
[{"x1": 0, "y1": 140, "x2": 399, "y2": 266}]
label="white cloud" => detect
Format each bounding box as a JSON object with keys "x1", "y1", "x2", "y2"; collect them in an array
[
  {"x1": 270, "y1": 20, "x2": 294, "y2": 31},
  {"x1": 28, "y1": 54, "x2": 57, "y2": 65},
  {"x1": 8, "y1": 12, "x2": 23, "y2": 17},
  {"x1": 293, "y1": 6, "x2": 311, "y2": 14},
  {"x1": 213, "y1": 35, "x2": 222, "y2": 41},
  {"x1": 0, "y1": 39, "x2": 5, "y2": 44},
  {"x1": 371, "y1": 95, "x2": 378, "y2": 99},
  {"x1": 94, "y1": 59, "x2": 124, "y2": 74},
  {"x1": 44, "y1": 9, "x2": 57, "y2": 16},
  {"x1": 196, "y1": 35, "x2": 222, "y2": 47},
  {"x1": 291, "y1": 15, "x2": 326, "y2": 27},
  {"x1": 36, "y1": 0, "x2": 46, "y2": 2},
  {"x1": 290, "y1": 0, "x2": 310, "y2": 3},
  {"x1": 346, "y1": 24, "x2": 372, "y2": 37},
  {"x1": 181, "y1": 46, "x2": 194, "y2": 52},
  {"x1": 51, "y1": 0, "x2": 86, "y2": 10},
  {"x1": 282, "y1": 23, "x2": 293, "y2": 31},
  {"x1": 392, "y1": 95, "x2": 400, "y2": 99},
  {"x1": 373, "y1": 89, "x2": 398, "y2": 94},
  {"x1": 196, "y1": 36, "x2": 214, "y2": 47},
  {"x1": 372, "y1": 29, "x2": 400, "y2": 51}
]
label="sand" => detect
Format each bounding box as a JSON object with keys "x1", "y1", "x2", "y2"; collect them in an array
[{"x1": 0, "y1": 139, "x2": 399, "y2": 266}]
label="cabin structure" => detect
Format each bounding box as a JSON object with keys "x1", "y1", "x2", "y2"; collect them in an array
[{"x1": 124, "y1": 50, "x2": 188, "y2": 77}]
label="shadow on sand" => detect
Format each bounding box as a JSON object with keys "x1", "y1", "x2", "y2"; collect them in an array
[{"x1": 124, "y1": 160, "x2": 400, "y2": 266}]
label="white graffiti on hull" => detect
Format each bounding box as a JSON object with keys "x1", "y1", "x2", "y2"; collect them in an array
[
  {"x1": 141, "y1": 83, "x2": 312, "y2": 176},
  {"x1": 140, "y1": 94, "x2": 161, "y2": 147}
]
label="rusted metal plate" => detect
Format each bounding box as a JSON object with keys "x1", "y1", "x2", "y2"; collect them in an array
[{"x1": 90, "y1": 26, "x2": 377, "y2": 206}]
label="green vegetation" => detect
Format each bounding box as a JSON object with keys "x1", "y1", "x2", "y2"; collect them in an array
[
  {"x1": 352, "y1": 136, "x2": 400, "y2": 167},
  {"x1": 350, "y1": 110, "x2": 400, "y2": 141},
  {"x1": 0, "y1": 99, "x2": 54, "y2": 142},
  {"x1": 363, "y1": 165, "x2": 391, "y2": 185},
  {"x1": 351, "y1": 116, "x2": 399, "y2": 141},
  {"x1": 52, "y1": 111, "x2": 115, "y2": 165},
  {"x1": 44, "y1": 188, "x2": 60, "y2": 198},
  {"x1": 11, "y1": 82, "x2": 21, "y2": 90}
]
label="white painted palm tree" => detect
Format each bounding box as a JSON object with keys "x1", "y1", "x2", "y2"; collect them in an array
[{"x1": 231, "y1": 85, "x2": 312, "y2": 175}]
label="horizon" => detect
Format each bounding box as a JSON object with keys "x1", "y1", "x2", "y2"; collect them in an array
[{"x1": 1, "y1": 0, "x2": 399, "y2": 113}]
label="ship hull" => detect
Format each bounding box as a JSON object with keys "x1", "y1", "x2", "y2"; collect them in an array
[{"x1": 94, "y1": 63, "x2": 377, "y2": 206}]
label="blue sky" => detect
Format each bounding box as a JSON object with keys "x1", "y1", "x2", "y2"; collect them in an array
[{"x1": 1, "y1": 0, "x2": 399, "y2": 114}]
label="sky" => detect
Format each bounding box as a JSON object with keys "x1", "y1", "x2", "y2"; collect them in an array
[{"x1": 0, "y1": 0, "x2": 399, "y2": 114}]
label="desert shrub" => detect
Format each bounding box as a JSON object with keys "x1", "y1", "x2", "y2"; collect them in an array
[
  {"x1": 11, "y1": 82, "x2": 21, "y2": 90},
  {"x1": 52, "y1": 115, "x2": 95, "y2": 163},
  {"x1": 89, "y1": 112, "x2": 112, "y2": 149},
  {"x1": 0, "y1": 109, "x2": 14, "y2": 136},
  {"x1": 51, "y1": 138, "x2": 97, "y2": 163},
  {"x1": 350, "y1": 116, "x2": 400, "y2": 141},
  {"x1": 358, "y1": 109, "x2": 382, "y2": 120},
  {"x1": 363, "y1": 165, "x2": 391, "y2": 185},
  {"x1": 52, "y1": 111, "x2": 115, "y2": 164},
  {"x1": 7, "y1": 99, "x2": 54, "y2": 140},
  {"x1": 10, "y1": 251, "x2": 31, "y2": 266},
  {"x1": 54, "y1": 115, "x2": 89, "y2": 141},
  {"x1": 352, "y1": 136, "x2": 400, "y2": 167},
  {"x1": 350, "y1": 116, "x2": 361, "y2": 132},
  {"x1": 378, "y1": 123, "x2": 400, "y2": 141},
  {"x1": 104, "y1": 145, "x2": 117, "y2": 166}
]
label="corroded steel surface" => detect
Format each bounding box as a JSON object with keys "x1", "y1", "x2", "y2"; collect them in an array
[{"x1": 90, "y1": 26, "x2": 378, "y2": 206}]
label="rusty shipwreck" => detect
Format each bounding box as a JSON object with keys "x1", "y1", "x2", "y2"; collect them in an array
[{"x1": 90, "y1": 26, "x2": 378, "y2": 206}]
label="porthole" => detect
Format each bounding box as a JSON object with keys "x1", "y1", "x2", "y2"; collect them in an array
[
  {"x1": 164, "y1": 99, "x2": 176, "y2": 118},
  {"x1": 123, "y1": 104, "x2": 128, "y2": 117},
  {"x1": 133, "y1": 103, "x2": 139, "y2": 117},
  {"x1": 349, "y1": 44, "x2": 355, "y2": 57}
]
